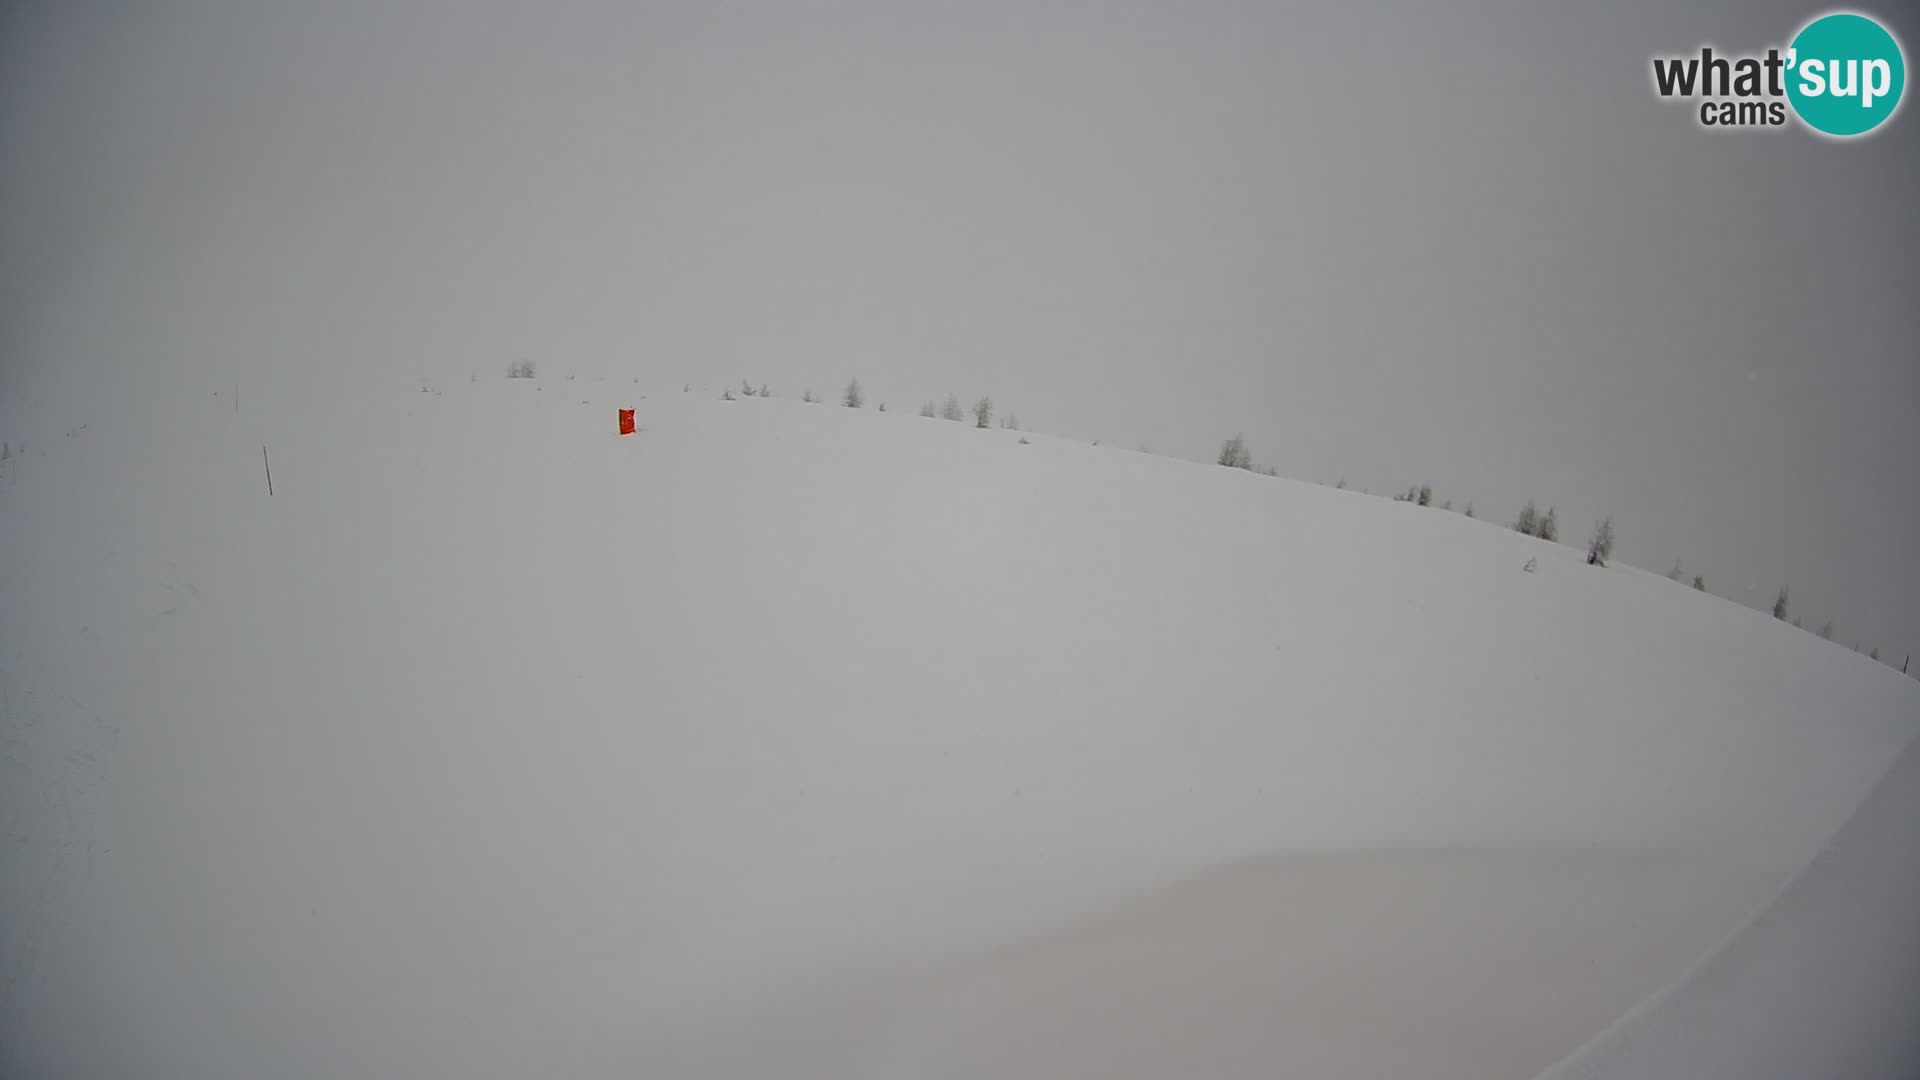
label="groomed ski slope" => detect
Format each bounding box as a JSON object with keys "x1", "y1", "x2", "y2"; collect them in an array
[{"x1": 2, "y1": 376, "x2": 1915, "y2": 1079}]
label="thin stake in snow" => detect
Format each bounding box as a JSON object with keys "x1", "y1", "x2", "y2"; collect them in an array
[{"x1": 263, "y1": 445, "x2": 274, "y2": 496}]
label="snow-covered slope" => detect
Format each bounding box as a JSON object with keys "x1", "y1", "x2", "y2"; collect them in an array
[
  {"x1": 1537, "y1": 732, "x2": 1920, "y2": 1080},
  {"x1": 2, "y1": 377, "x2": 1915, "y2": 1079}
]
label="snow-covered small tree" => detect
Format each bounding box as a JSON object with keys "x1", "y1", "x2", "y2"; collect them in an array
[
  {"x1": 803, "y1": 389, "x2": 816, "y2": 403},
  {"x1": 973, "y1": 396, "x2": 992, "y2": 428},
  {"x1": 1818, "y1": 619, "x2": 1834, "y2": 640},
  {"x1": 1440, "y1": 499, "x2": 1452, "y2": 511},
  {"x1": 1218, "y1": 435, "x2": 1252, "y2": 469},
  {"x1": 1513, "y1": 500, "x2": 1538, "y2": 535},
  {"x1": 1584, "y1": 516, "x2": 1612, "y2": 565},
  {"x1": 721, "y1": 386, "x2": 735, "y2": 400},
  {"x1": 1537, "y1": 506, "x2": 1560, "y2": 543},
  {"x1": 1693, "y1": 575, "x2": 1706, "y2": 591},
  {"x1": 1539, "y1": 506, "x2": 1560, "y2": 540},
  {"x1": 742, "y1": 378, "x2": 755, "y2": 397},
  {"x1": 920, "y1": 400, "x2": 937, "y2": 418},
  {"x1": 1870, "y1": 647, "x2": 1880, "y2": 661},
  {"x1": 1667, "y1": 559, "x2": 1684, "y2": 582},
  {"x1": 759, "y1": 383, "x2": 769, "y2": 398},
  {"x1": 1463, "y1": 502, "x2": 1474, "y2": 518},
  {"x1": 843, "y1": 378, "x2": 863, "y2": 408},
  {"x1": 1417, "y1": 484, "x2": 1432, "y2": 507},
  {"x1": 942, "y1": 393, "x2": 965, "y2": 422},
  {"x1": 878, "y1": 401, "x2": 887, "y2": 412},
  {"x1": 1773, "y1": 587, "x2": 1790, "y2": 621}
]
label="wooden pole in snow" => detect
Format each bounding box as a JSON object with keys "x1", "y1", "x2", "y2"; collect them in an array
[{"x1": 263, "y1": 445, "x2": 274, "y2": 496}]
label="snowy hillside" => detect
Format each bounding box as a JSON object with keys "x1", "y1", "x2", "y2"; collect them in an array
[{"x1": 3, "y1": 376, "x2": 1915, "y2": 1079}]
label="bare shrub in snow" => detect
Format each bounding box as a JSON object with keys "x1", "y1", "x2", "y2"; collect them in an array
[{"x1": 843, "y1": 379, "x2": 863, "y2": 408}]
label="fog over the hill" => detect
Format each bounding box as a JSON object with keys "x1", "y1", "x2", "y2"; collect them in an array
[{"x1": 3, "y1": 0, "x2": 1915, "y2": 660}]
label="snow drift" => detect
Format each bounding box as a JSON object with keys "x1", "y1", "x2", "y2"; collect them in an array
[{"x1": 2, "y1": 376, "x2": 1914, "y2": 1079}]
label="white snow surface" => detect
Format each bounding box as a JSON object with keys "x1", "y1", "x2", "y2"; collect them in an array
[
  {"x1": 2, "y1": 377, "x2": 1915, "y2": 1079},
  {"x1": 1537, "y1": 733, "x2": 1920, "y2": 1080}
]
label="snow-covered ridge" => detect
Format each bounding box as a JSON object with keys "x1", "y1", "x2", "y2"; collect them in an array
[{"x1": 3, "y1": 377, "x2": 1914, "y2": 1078}]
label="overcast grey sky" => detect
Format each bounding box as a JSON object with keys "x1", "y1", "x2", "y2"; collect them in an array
[{"x1": 3, "y1": 0, "x2": 1916, "y2": 662}]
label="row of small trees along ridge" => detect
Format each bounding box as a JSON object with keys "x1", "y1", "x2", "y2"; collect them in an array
[
  {"x1": 714, "y1": 377, "x2": 1025, "y2": 432},
  {"x1": 1215, "y1": 433, "x2": 1884, "y2": 661}
]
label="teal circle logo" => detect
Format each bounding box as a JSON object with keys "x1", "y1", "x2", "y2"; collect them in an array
[{"x1": 1786, "y1": 12, "x2": 1906, "y2": 137}]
